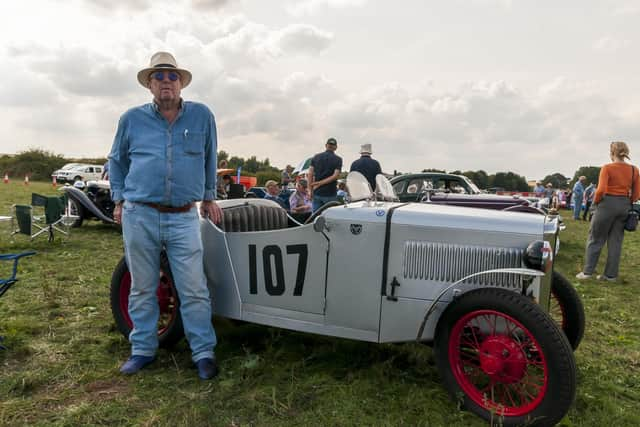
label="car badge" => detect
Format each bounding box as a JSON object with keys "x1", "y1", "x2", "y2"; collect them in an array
[
  {"x1": 376, "y1": 209, "x2": 385, "y2": 217},
  {"x1": 350, "y1": 224, "x2": 362, "y2": 235}
]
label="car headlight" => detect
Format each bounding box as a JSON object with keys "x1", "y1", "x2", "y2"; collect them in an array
[{"x1": 523, "y1": 240, "x2": 553, "y2": 272}]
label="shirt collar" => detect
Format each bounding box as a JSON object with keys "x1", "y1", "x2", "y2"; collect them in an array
[{"x1": 151, "y1": 98, "x2": 184, "y2": 113}]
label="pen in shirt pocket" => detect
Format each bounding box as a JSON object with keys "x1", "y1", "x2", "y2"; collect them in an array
[{"x1": 183, "y1": 129, "x2": 189, "y2": 139}]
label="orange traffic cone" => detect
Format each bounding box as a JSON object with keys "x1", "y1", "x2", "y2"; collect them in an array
[
  {"x1": 52, "y1": 175, "x2": 57, "y2": 187},
  {"x1": 24, "y1": 175, "x2": 29, "y2": 185},
  {"x1": 3, "y1": 174, "x2": 8, "y2": 184}
]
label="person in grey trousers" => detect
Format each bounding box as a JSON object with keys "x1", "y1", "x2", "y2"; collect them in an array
[{"x1": 576, "y1": 142, "x2": 640, "y2": 281}]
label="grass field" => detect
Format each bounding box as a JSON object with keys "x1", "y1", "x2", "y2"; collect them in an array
[{"x1": 1, "y1": 181, "x2": 639, "y2": 426}]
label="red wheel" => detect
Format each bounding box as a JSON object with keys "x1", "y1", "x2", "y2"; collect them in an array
[
  {"x1": 549, "y1": 271, "x2": 585, "y2": 350},
  {"x1": 449, "y1": 310, "x2": 547, "y2": 416},
  {"x1": 110, "y1": 254, "x2": 184, "y2": 347},
  {"x1": 434, "y1": 288, "x2": 576, "y2": 426}
]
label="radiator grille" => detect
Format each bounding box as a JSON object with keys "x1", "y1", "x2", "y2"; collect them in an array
[{"x1": 402, "y1": 241, "x2": 524, "y2": 288}]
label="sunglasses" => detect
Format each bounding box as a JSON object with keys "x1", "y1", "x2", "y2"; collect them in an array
[{"x1": 152, "y1": 71, "x2": 180, "y2": 82}]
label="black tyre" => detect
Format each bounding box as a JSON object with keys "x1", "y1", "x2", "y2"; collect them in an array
[
  {"x1": 73, "y1": 175, "x2": 82, "y2": 182},
  {"x1": 68, "y1": 199, "x2": 84, "y2": 228},
  {"x1": 550, "y1": 271, "x2": 585, "y2": 350},
  {"x1": 434, "y1": 288, "x2": 576, "y2": 427},
  {"x1": 110, "y1": 253, "x2": 184, "y2": 347}
]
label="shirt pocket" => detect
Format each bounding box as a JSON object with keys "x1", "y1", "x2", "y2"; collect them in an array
[{"x1": 183, "y1": 131, "x2": 205, "y2": 155}]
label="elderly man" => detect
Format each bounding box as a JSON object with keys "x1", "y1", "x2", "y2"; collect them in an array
[
  {"x1": 263, "y1": 180, "x2": 285, "y2": 208},
  {"x1": 572, "y1": 176, "x2": 587, "y2": 220},
  {"x1": 350, "y1": 143, "x2": 382, "y2": 191},
  {"x1": 309, "y1": 137, "x2": 343, "y2": 212},
  {"x1": 109, "y1": 52, "x2": 222, "y2": 380}
]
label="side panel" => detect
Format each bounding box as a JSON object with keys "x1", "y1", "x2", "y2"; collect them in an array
[
  {"x1": 385, "y1": 225, "x2": 536, "y2": 301},
  {"x1": 323, "y1": 215, "x2": 386, "y2": 333},
  {"x1": 379, "y1": 297, "x2": 447, "y2": 343},
  {"x1": 226, "y1": 225, "x2": 328, "y2": 315},
  {"x1": 202, "y1": 221, "x2": 242, "y2": 319}
]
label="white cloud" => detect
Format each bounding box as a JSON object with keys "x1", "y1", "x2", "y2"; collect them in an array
[
  {"x1": 272, "y1": 24, "x2": 333, "y2": 56},
  {"x1": 82, "y1": 0, "x2": 152, "y2": 12},
  {"x1": 190, "y1": 0, "x2": 233, "y2": 10},
  {"x1": 287, "y1": 0, "x2": 367, "y2": 16},
  {"x1": 593, "y1": 35, "x2": 631, "y2": 51}
]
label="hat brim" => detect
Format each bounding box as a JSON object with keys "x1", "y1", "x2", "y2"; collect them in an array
[{"x1": 137, "y1": 66, "x2": 192, "y2": 88}]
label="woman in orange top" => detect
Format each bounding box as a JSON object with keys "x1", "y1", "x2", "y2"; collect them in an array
[{"x1": 576, "y1": 141, "x2": 640, "y2": 281}]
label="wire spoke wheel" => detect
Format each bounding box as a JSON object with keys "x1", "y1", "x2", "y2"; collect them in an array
[
  {"x1": 548, "y1": 271, "x2": 585, "y2": 350},
  {"x1": 118, "y1": 269, "x2": 178, "y2": 336},
  {"x1": 110, "y1": 255, "x2": 184, "y2": 347},
  {"x1": 434, "y1": 288, "x2": 576, "y2": 426},
  {"x1": 450, "y1": 310, "x2": 547, "y2": 416}
]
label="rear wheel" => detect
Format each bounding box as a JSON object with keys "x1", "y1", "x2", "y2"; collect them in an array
[
  {"x1": 68, "y1": 199, "x2": 84, "y2": 227},
  {"x1": 549, "y1": 271, "x2": 585, "y2": 350},
  {"x1": 434, "y1": 288, "x2": 576, "y2": 426},
  {"x1": 110, "y1": 253, "x2": 184, "y2": 347}
]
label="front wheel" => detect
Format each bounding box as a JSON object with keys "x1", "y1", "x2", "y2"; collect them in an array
[
  {"x1": 550, "y1": 271, "x2": 585, "y2": 350},
  {"x1": 434, "y1": 288, "x2": 576, "y2": 426},
  {"x1": 109, "y1": 253, "x2": 184, "y2": 347}
]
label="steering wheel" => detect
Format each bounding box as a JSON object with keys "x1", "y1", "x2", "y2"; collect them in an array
[{"x1": 304, "y1": 201, "x2": 342, "y2": 225}]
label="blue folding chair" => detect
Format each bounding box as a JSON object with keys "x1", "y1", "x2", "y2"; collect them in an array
[{"x1": 0, "y1": 251, "x2": 36, "y2": 350}]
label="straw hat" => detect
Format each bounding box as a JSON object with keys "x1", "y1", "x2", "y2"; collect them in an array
[{"x1": 137, "y1": 51, "x2": 192, "y2": 89}]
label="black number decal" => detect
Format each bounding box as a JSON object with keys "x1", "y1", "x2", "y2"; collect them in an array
[
  {"x1": 287, "y1": 244, "x2": 308, "y2": 296},
  {"x1": 247, "y1": 244, "x2": 308, "y2": 296},
  {"x1": 263, "y1": 245, "x2": 285, "y2": 296},
  {"x1": 249, "y1": 244, "x2": 258, "y2": 294}
]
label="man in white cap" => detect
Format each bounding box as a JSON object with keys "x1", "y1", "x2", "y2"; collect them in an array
[
  {"x1": 350, "y1": 143, "x2": 382, "y2": 191},
  {"x1": 109, "y1": 51, "x2": 222, "y2": 379}
]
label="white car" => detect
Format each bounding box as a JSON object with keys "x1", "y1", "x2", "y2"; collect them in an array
[
  {"x1": 56, "y1": 164, "x2": 103, "y2": 183},
  {"x1": 51, "y1": 163, "x2": 84, "y2": 179}
]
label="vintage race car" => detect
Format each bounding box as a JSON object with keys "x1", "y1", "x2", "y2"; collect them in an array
[
  {"x1": 110, "y1": 172, "x2": 584, "y2": 426},
  {"x1": 60, "y1": 180, "x2": 116, "y2": 228}
]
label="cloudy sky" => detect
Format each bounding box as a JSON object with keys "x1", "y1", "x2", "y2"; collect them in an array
[{"x1": 2, "y1": 0, "x2": 639, "y2": 180}]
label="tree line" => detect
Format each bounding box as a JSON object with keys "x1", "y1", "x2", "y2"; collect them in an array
[
  {"x1": 2, "y1": 149, "x2": 600, "y2": 190},
  {"x1": 0, "y1": 149, "x2": 283, "y2": 186}
]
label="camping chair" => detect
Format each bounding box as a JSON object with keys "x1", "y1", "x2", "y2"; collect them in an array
[
  {"x1": 0, "y1": 251, "x2": 35, "y2": 350},
  {"x1": 12, "y1": 193, "x2": 73, "y2": 242}
]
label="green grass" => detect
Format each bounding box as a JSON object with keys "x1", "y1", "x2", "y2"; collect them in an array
[{"x1": 1, "y1": 181, "x2": 639, "y2": 426}]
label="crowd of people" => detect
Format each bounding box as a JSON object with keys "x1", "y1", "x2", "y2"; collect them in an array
[
  {"x1": 244, "y1": 138, "x2": 383, "y2": 218},
  {"x1": 533, "y1": 177, "x2": 596, "y2": 220}
]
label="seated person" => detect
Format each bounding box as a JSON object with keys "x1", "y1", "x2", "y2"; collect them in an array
[
  {"x1": 217, "y1": 174, "x2": 232, "y2": 199},
  {"x1": 289, "y1": 179, "x2": 312, "y2": 214},
  {"x1": 264, "y1": 180, "x2": 285, "y2": 208},
  {"x1": 336, "y1": 181, "x2": 349, "y2": 203}
]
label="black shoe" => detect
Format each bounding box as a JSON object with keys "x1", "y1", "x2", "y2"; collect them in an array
[{"x1": 195, "y1": 357, "x2": 219, "y2": 380}]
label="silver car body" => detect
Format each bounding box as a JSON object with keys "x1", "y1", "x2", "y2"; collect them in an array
[{"x1": 202, "y1": 180, "x2": 558, "y2": 344}]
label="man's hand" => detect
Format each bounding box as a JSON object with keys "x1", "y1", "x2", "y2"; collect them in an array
[
  {"x1": 200, "y1": 200, "x2": 222, "y2": 224},
  {"x1": 113, "y1": 203, "x2": 122, "y2": 224}
]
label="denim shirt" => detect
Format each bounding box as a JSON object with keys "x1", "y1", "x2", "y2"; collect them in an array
[
  {"x1": 109, "y1": 100, "x2": 217, "y2": 206},
  {"x1": 572, "y1": 181, "x2": 584, "y2": 196}
]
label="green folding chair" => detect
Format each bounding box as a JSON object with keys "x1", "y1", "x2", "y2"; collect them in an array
[{"x1": 12, "y1": 193, "x2": 72, "y2": 242}]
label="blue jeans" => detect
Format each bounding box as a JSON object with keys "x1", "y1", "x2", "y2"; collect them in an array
[
  {"x1": 121, "y1": 201, "x2": 217, "y2": 362},
  {"x1": 572, "y1": 194, "x2": 583, "y2": 219},
  {"x1": 312, "y1": 195, "x2": 337, "y2": 213}
]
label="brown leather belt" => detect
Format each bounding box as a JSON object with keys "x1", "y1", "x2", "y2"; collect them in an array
[{"x1": 143, "y1": 202, "x2": 195, "y2": 213}]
